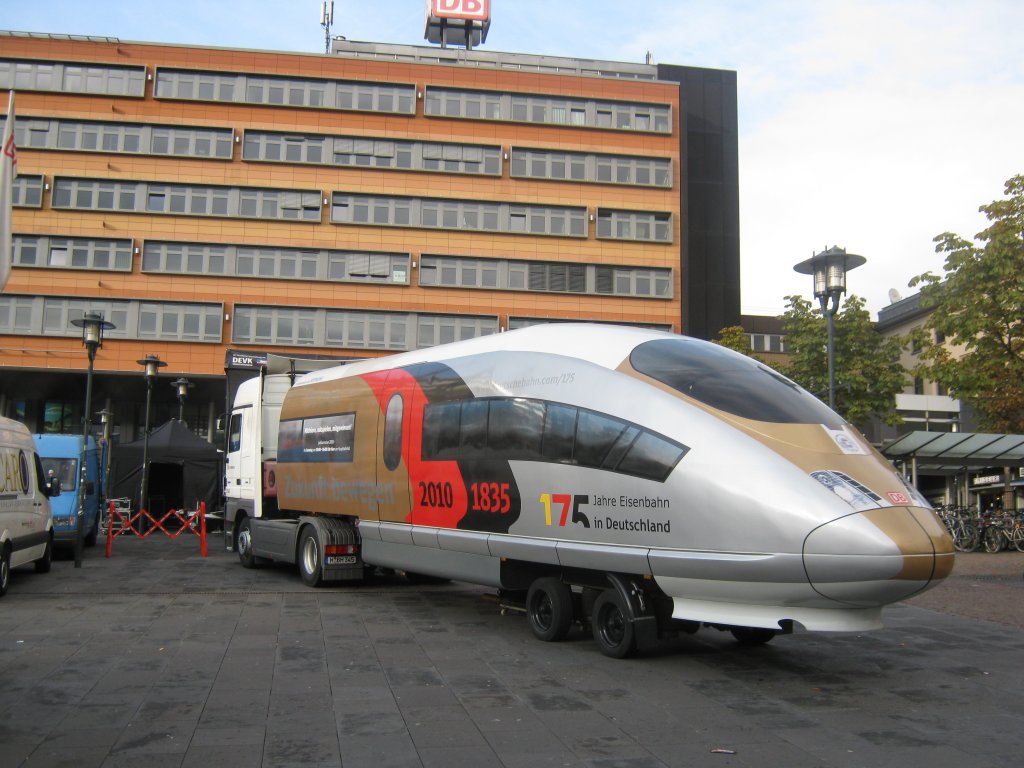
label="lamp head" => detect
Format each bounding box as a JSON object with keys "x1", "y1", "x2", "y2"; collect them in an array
[{"x1": 136, "y1": 354, "x2": 168, "y2": 380}]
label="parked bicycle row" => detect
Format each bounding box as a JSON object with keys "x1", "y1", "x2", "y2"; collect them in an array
[{"x1": 937, "y1": 505, "x2": 1024, "y2": 553}]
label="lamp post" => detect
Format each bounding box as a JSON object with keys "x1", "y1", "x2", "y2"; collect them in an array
[
  {"x1": 171, "y1": 377, "x2": 192, "y2": 422},
  {"x1": 69, "y1": 312, "x2": 115, "y2": 568},
  {"x1": 793, "y1": 246, "x2": 866, "y2": 411},
  {"x1": 137, "y1": 355, "x2": 167, "y2": 520},
  {"x1": 96, "y1": 407, "x2": 113, "y2": 515}
]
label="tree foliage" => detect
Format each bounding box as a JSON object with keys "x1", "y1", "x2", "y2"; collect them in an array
[
  {"x1": 713, "y1": 325, "x2": 760, "y2": 358},
  {"x1": 909, "y1": 174, "x2": 1024, "y2": 432},
  {"x1": 780, "y1": 294, "x2": 906, "y2": 428}
]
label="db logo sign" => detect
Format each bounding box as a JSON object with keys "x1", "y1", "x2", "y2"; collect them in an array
[
  {"x1": 430, "y1": 0, "x2": 490, "y2": 21},
  {"x1": 887, "y1": 491, "x2": 911, "y2": 505}
]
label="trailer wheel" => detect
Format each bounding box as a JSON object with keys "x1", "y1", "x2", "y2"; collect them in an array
[
  {"x1": 729, "y1": 626, "x2": 778, "y2": 646},
  {"x1": 526, "y1": 577, "x2": 574, "y2": 642},
  {"x1": 0, "y1": 545, "x2": 11, "y2": 597},
  {"x1": 298, "y1": 526, "x2": 323, "y2": 587},
  {"x1": 34, "y1": 535, "x2": 52, "y2": 574},
  {"x1": 591, "y1": 588, "x2": 636, "y2": 658},
  {"x1": 236, "y1": 517, "x2": 258, "y2": 569}
]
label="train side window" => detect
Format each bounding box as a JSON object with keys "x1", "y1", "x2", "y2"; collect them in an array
[
  {"x1": 575, "y1": 411, "x2": 625, "y2": 468},
  {"x1": 617, "y1": 431, "x2": 689, "y2": 482},
  {"x1": 383, "y1": 394, "x2": 403, "y2": 471},
  {"x1": 488, "y1": 398, "x2": 544, "y2": 459},
  {"x1": 422, "y1": 401, "x2": 461, "y2": 459},
  {"x1": 541, "y1": 403, "x2": 577, "y2": 462},
  {"x1": 460, "y1": 400, "x2": 489, "y2": 454}
]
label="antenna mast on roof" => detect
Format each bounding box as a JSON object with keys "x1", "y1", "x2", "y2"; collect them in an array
[{"x1": 320, "y1": 1, "x2": 334, "y2": 54}]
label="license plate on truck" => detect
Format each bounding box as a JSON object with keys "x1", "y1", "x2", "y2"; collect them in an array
[{"x1": 326, "y1": 555, "x2": 357, "y2": 565}]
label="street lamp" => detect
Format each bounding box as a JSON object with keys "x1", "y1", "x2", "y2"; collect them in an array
[
  {"x1": 137, "y1": 355, "x2": 167, "y2": 520},
  {"x1": 794, "y1": 246, "x2": 866, "y2": 411},
  {"x1": 171, "y1": 377, "x2": 192, "y2": 422},
  {"x1": 96, "y1": 407, "x2": 113, "y2": 516},
  {"x1": 69, "y1": 312, "x2": 115, "y2": 568}
]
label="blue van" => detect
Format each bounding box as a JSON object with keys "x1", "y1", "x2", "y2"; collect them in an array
[{"x1": 33, "y1": 434, "x2": 102, "y2": 549}]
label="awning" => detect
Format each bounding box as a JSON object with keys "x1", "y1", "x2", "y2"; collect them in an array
[{"x1": 882, "y1": 431, "x2": 1024, "y2": 473}]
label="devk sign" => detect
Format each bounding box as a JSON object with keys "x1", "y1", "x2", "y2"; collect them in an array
[{"x1": 428, "y1": 0, "x2": 490, "y2": 22}]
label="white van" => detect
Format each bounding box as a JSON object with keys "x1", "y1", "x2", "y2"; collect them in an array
[{"x1": 1, "y1": 416, "x2": 54, "y2": 596}]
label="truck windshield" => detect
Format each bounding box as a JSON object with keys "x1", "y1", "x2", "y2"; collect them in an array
[
  {"x1": 630, "y1": 338, "x2": 844, "y2": 427},
  {"x1": 41, "y1": 458, "x2": 78, "y2": 491}
]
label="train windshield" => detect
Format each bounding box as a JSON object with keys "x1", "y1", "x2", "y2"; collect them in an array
[{"x1": 630, "y1": 339, "x2": 844, "y2": 427}]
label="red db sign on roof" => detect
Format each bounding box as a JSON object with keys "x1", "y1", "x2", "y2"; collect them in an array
[{"x1": 430, "y1": 0, "x2": 490, "y2": 21}]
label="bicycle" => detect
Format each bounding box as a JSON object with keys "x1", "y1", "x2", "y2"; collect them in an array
[
  {"x1": 982, "y1": 512, "x2": 1024, "y2": 553},
  {"x1": 938, "y1": 505, "x2": 980, "y2": 552}
]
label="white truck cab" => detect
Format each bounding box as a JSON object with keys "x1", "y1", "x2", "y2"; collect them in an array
[{"x1": 1, "y1": 416, "x2": 55, "y2": 596}]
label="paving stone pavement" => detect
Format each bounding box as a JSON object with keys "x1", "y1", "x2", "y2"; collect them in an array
[{"x1": 1, "y1": 535, "x2": 1023, "y2": 768}]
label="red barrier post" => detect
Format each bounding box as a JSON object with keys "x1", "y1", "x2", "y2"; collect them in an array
[{"x1": 200, "y1": 501, "x2": 208, "y2": 557}]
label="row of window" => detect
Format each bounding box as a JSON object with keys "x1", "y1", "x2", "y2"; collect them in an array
[
  {"x1": 231, "y1": 306, "x2": 497, "y2": 350},
  {"x1": 423, "y1": 87, "x2": 672, "y2": 134},
  {"x1": 0, "y1": 296, "x2": 223, "y2": 343},
  {"x1": 19, "y1": 177, "x2": 673, "y2": 241},
  {"x1": 154, "y1": 67, "x2": 416, "y2": 114},
  {"x1": 142, "y1": 241, "x2": 410, "y2": 284},
  {"x1": 2, "y1": 58, "x2": 673, "y2": 135},
  {"x1": 9, "y1": 235, "x2": 672, "y2": 299},
  {"x1": 421, "y1": 397, "x2": 688, "y2": 483},
  {"x1": 49, "y1": 178, "x2": 322, "y2": 221},
  {"x1": 419, "y1": 256, "x2": 672, "y2": 299},
  {"x1": 14, "y1": 118, "x2": 234, "y2": 159},
  {"x1": 0, "y1": 58, "x2": 146, "y2": 97},
  {"x1": 331, "y1": 193, "x2": 591, "y2": 238},
  {"x1": 0, "y1": 293, "x2": 674, "y2": 346},
  {"x1": 242, "y1": 131, "x2": 503, "y2": 176},
  {"x1": 10, "y1": 116, "x2": 673, "y2": 189}
]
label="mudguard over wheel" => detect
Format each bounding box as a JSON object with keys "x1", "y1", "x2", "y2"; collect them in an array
[
  {"x1": 34, "y1": 537, "x2": 52, "y2": 574},
  {"x1": 526, "y1": 577, "x2": 574, "y2": 642},
  {"x1": 298, "y1": 525, "x2": 323, "y2": 587},
  {"x1": 591, "y1": 588, "x2": 636, "y2": 658}
]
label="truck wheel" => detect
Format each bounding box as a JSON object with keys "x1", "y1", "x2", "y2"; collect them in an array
[
  {"x1": 237, "y1": 517, "x2": 258, "y2": 568},
  {"x1": 298, "y1": 526, "x2": 323, "y2": 587},
  {"x1": 0, "y1": 545, "x2": 11, "y2": 597},
  {"x1": 591, "y1": 588, "x2": 636, "y2": 658},
  {"x1": 34, "y1": 536, "x2": 52, "y2": 574},
  {"x1": 526, "y1": 577, "x2": 574, "y2": 642}
]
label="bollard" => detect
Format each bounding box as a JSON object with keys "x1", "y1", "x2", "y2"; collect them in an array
[
  {"x1": 105, "y1": 500, "x2": 115, "y2": 558},
  {"x1": 200, "y1": 501, "x2": 208, "y2": 557}
]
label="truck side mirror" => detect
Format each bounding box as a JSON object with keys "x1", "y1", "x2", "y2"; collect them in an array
[{"x1": 84, "y1": 480, "x2": 95, "y2": 495}]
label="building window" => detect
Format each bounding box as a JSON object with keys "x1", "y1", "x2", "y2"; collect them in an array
[
  {"x1": 15, "y1": 117, "x2": 233, "y2": 159},
  {"x1": 52, "y1": 177, "x2": 322, "y2": 222},
  {"x1": 232, "y1": 305, "x2": 497, "y2": 351},
  {"x1": 418, "y1": 256, "x2": 671, "y2": 299},
  {"x1": 13, "y1": 235, "x2": 133, "y2": 271},
  {"x1": 155, "y1": 68, "x2": 415, "y2": 114},
  {"x1": 11, "y1": 175, "x2": 44, "y2": 208},
  {"x1": 425, "y1": 86, "x2": 671, "y2": 134},
  {"x1": 0, "y1": 58, "x2": 146, "y2": 97},
  {"x1": 507, "y1": 317, "x2": 674, "y2": 332},
  {"x1": 331, "y1": 193, "x2": 585, "y2": 237},
  {"x1": 595, "y1": 209, "x2": 673, "y2": 243},
  {"x1": 510, "y1": 148, "x2": 671, "y2": 188},
  {"x1": 0, "y1": 296, "x2": 222, "y2": 342}
]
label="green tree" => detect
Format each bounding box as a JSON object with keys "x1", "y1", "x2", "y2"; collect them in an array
[
  {"x1": 780, "y1": 294, "x2": 906, "y2": 428},
  {"x1": 713, "y1": 325, "x2": 758, "y2": 357},
  {"x1": 909, "y1": 174, "x2": 1024, "y2": 432}
]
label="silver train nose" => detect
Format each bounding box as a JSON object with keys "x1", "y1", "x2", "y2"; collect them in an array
[{"x1": 803, "y1": 506, "x2": 954, "y2": 606}]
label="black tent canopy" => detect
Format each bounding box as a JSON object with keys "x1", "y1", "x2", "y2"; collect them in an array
[{"x1": 108, "y1": 420, "x2": 222, "y2": 513}]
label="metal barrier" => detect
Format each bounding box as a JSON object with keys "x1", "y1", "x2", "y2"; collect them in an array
[{"x1": 105, "y1": 500, "x2": 209, "y2": 557}]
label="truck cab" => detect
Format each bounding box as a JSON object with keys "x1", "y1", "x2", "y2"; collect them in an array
[
  {"x1": 2, "y1": 417, "x2": 54, "y2": 596},
  {"x1": 33, "y1": 434, "x2": 102, "y2": 549}
]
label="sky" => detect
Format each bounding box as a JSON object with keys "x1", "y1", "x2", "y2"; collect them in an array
[{"x1": 4, "y1": 0, "x2": 1023, "y2": 318}]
